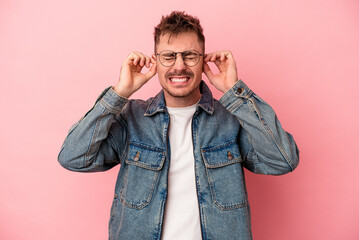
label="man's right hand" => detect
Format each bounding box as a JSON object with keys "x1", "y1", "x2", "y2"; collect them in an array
[{"x1": 113, "y1": 52, "x2": 157, "y2": 98}]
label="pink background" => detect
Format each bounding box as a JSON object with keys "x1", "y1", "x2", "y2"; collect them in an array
[{"x1": 1, "y1": 0, "x2": 358, "y2": 239}]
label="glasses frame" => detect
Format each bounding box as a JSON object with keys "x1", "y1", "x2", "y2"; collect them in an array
[{"x1": 156, "y1": 50, "x2": 204, "y2": 67}]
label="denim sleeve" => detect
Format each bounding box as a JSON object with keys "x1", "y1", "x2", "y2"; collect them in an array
[
  {"x1": 58, "y1": 87, "x2": 128, "y2": 172},
  {"x1": 219, "y1": 80, "x2": 299, "y2": 175}
]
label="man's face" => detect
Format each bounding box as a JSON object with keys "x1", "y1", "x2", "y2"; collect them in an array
[{"x1": 155, "y1": 32, "x2": 204, "y2": 107}]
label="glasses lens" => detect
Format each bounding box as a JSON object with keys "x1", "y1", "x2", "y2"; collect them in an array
[
  {"x1": 183, "y1": 51, "x2": 200, "y2": 67},
  {"x1": 160, "y1": 50, "x2": 176, "y2": 67},
  {"x1": 159, "y1": 50, "x2": 201, "y2": 67}
]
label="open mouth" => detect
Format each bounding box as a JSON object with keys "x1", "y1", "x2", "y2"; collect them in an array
[{"x1": 169, "y1": 77, "x2": 190, "y2": 83}]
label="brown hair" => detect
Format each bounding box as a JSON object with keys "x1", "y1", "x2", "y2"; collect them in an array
[{"x1": 154, "y1": 11, "x2": 205, "y2": 52}]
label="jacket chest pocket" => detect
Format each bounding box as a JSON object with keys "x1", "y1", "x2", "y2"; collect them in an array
[
  {"x1": 120, "y1": 143, "x2": 165, "y2": 209},
  {"x1": 201, "y1": 141, "x2": 247, "y2": 210}
]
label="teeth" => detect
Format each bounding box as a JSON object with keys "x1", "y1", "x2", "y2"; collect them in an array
[{"x1": 171, "y1": 77, "x2": 188, "y2": 82}]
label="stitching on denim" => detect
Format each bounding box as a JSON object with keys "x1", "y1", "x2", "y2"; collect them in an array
[
  {"x1": 84, "y1": 107, "x2": 108, "y2": 167},
  {"x1": 125, "y1": 143, "x2": 166, "y2": 170},
  {"x1": 201, "y1": 140, "x2": 244, "y2": 168},
  {"x1": 155, "y1": 194, "x2": 167, "y2": 240},
  {"x1": 144, "y1": 95, "x2": 157, "y2": 115},
  {"x1": 192, "y1": 114, "x2": 207, "y2": 240},
  {"x1": 99, "y1": 97, "x2": 123, "y2": 115},
  {"x1": 126, "y1": 159, "x2": 165, "y2": 170},
  {"x1": 114, "y1": 117, "x2": 129, "y2": 165},
  {"x1": 204, "y1": 158, "x2": 242, "y2": 168},
  {"x1": 119, "y1": 171, "x2": 159, "y2": 210},
  {"x1": 248, "y1": 98, "x2": 294, "y2": 170},
  {"x1": 129, "y1": 141, "x2": 164, "y2": 152},
  {"x1": 227, "y1": 98, "x2": 245, "y2": 112},
  {"x1": 202, "y1": 150, "x2": 247, "y2": 211},
  {"x1": 201, "y1": 140, "x2": 237, "y2": 152},
  {"x1": 209, "y1": 167, "x2": 247, "y2": 210}
]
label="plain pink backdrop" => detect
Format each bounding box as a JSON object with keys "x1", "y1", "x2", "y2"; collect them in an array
[{"x1": 1, "y1": 0, "x2": 358, "y2": 239}]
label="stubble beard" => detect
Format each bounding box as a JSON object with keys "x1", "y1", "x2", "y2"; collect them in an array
[
  {"x1": 162, "y1": 83, "x2": 200, "y2": 99},
  {"x1": 161, "y1": 69, "x2": 201, "y2": 98}
]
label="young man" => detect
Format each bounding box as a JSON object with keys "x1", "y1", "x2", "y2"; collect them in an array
[{"x1": 58, "y1": 11, "x2": 299, "y2": 240}]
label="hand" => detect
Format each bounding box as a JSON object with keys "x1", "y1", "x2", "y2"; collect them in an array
[
  {"x1": 203, "y1": 50, "x2": 238, "y2": 93},
  {"x1": 113, "y1": 52, "x2": 157, "y2": 98}
]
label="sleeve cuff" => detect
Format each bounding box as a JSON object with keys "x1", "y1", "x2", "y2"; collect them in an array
[
  {"x1": 219, "y1": 80, "x2": 253, "y2": 111},
  {"x1": 98, "y1": 86, "x2": 129, "y2": 114}
]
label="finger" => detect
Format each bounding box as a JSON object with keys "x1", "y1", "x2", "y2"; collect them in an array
[
  {"x1": 204, "y1": 52, "x2": 213, "y2": 62},
  {"x1": 126, "y1": 52, "x2": 136, "y2": 64},
  {"x1": 132, "y1": 52, "x2": 147, "y2": 67},
  {"x1": 140, "y1": 55, "x2": 146, "y2": 67},
  {"x1": 220, "y1": 52, "x2": 226, "y2": 61},
  {"x1": 205, "y1": 52, "x2": 221, "y2": 62},
  {"x1": 225, "y1": 50, "x2": 234, "y2": 59},
  {"x1": 203, "y1": 62, "x2": 215, "y2": 83},
  {"x1": 135, "y1": 52, "x2": 146, "y2": 67},
  {"x1": 151, "y1": 54, "x2": 156, "y2": 64},
  {"x1": 131, "y1": 53, "x2": 140, "y2": 66},
  {"x1": 144, "y1": 61, "x2": 157, "y2": 81},
  {"x1": 145, "y1": 56, "x2": 151, "y2": 68},
  {"x1": 210, "y1": 52, "x2": 218, "y2": 62}
]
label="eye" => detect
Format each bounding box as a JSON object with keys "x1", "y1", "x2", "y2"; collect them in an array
[
  {"x1": 162, "y1": 54, "x2": 175, "y2": 60},
  {"x1": 184, "y1": 51, "x2": 198, "y2": 59}
]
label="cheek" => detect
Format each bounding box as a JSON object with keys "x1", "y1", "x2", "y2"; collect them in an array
[
  {"x1": 157, "y1": 67, "x2": 168, "y2": 80},
  {"x1": 156, "y1": 65, "x2": 164, "y2": 75},
  {"x1": 193, "y1": 65, "x2": 203, "y2": 77}
]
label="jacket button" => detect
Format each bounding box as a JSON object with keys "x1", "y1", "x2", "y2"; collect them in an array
[
  {"x1": 227, "y1": 151, "x2": 234, "y2": 160},
  {"x1": 134, "y1": 152, "x2": 140, "y2": 162},
  {"x1": 236, "y1": 88, "x2": 243, "y2": 94}
]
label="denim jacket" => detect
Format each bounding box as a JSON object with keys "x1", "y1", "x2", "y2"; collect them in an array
[{"x1": 58, "y1": 80, "x2": 299, "y2": 240}]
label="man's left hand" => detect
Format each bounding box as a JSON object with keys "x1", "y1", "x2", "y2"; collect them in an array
[{"x1": 203, "y1": 50, "x2": 238, "y2": 93}]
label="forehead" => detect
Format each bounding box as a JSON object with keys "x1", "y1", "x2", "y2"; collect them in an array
[{"x1": 156, "y1": 32, "x2": 203, "y2": 52}]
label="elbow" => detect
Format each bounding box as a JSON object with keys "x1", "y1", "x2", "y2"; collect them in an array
[
  {"x1": 57, "y1": 148, "x2": 85, "y2": 172},
  {"x1": 287, "y1": 141, "x2": 300, "y2": 171},
  {"x1": 290, "y1": 147, "x2": 300, "y2": 172},
  {"x1": 278, "y1": 147, "x2": 300, "y2": 175}
]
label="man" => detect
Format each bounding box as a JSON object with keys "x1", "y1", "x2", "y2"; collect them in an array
[{"x1": 58, "y1": 11, "x2": 299, "y2": 240}]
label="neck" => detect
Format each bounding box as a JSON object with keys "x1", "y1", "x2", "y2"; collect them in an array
[{"x1": 164, "y1": 91, "x2": 201, "y2": 107}]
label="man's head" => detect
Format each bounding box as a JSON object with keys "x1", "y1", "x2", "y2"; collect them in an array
[
  {"x1": 153, "y1": 11, "x2": 205, "y2": 107},
  {"x1": 154, "y1": 11, "x2": 205, "y2": 53}
]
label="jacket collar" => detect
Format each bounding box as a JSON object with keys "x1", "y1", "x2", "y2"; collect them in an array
[{"x1": 144, "y1": 81, "x2": 214, "y2": 116}]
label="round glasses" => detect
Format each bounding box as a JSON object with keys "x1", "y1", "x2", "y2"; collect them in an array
[{"x1": 156, "y1": 50, "x2": 203, "y2": 67}]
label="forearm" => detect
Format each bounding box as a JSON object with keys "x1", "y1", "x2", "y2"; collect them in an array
[
  {"x1": 219, "y1": 80, "x2": 299, "y2": 175},
  {"x1": 58, "y1": 87, "x2": 128, "y2": 172}
]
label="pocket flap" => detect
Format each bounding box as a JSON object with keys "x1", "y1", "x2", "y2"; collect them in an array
[
  {"x1": 201, "y1": 141, "x2": 243, "y2": 168},
  {"x1": 125, "y1": 143, "x2": 165, "y2": 170}
]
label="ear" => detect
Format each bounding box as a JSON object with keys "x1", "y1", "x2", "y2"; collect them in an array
[{"x1": 152, "y1": 54, "x2": 157, "y2": 60}]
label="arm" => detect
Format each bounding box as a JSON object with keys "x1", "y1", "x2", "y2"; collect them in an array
[
  {"x1": 204, "y1": 51, "x2": 299, "y2": 175},
  {"x1": 219, "y1": 80, "x2": 299, "y2": 174},
  {"x1": 58, "y1": 88, "x2": 128, "y2": 172},
  {"x1": 58, "y1": 52, "x2": 157, "y2": 172}
]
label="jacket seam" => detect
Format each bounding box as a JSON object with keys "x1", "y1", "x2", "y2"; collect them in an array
[
  {"x1": 84, "y1": 107, "x2": 108, "y2": 167},
  {"x1": 247, "y1": 98, "x2": 294, "y2": 170},
  {"x1": 99, "y1": 97, "x2": 124, "y2": 115}
]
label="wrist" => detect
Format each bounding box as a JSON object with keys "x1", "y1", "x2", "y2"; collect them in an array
[{"x1": 113, "y1": 84, "x2": 131, "y2": 98}]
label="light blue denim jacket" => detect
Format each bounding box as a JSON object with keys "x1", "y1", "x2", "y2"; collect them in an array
[{"x1": 58, "y1": 80, "x2": 299, "y2": 240}]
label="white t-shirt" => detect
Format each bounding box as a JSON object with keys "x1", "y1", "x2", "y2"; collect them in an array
[{"x1": 161, "y1": 103, "x2": 202, "y2": 240}]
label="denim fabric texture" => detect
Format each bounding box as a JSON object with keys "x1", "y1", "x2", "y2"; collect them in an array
[{"x1": 58, "y1": 80, "x2": 299, "y2": 240}]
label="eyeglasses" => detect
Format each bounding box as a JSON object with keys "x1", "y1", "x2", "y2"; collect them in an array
[{"x1": 156, "y1": 50, "x2": 203, "y2": 67}]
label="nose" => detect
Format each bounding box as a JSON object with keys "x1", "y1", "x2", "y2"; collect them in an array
[{"x1": 172, "y1": 53, "x2": 187, "y2": 70}]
